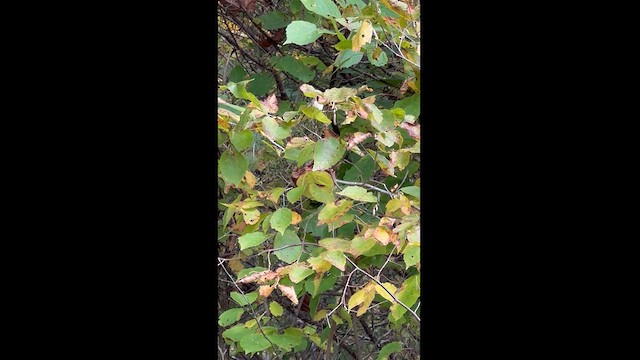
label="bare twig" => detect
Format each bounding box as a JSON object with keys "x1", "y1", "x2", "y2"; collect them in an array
[
  {"x1": 335, "y1": 179, "x2": 396, "y2": 198},
  {"x1": 217, "y1": 259, "x2": 282, "y2": 359}
]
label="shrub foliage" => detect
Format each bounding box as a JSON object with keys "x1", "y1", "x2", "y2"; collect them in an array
[{"x1": 218, "y1": 0, "x2": 420, "y2": 358}]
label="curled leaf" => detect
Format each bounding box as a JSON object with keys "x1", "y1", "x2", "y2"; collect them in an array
[
  {"x1": 278, "y1": 284, "x2": 299, "y2": 305},
  {"x1": 346, "y1": 132, "x2": 372, "y2": 150},
  {"x1": 259, "y1": 285, "x2": 275, "y2": 298},
  {"x1": 237, "y1": 270, "x2": 271, "y2": 284}
]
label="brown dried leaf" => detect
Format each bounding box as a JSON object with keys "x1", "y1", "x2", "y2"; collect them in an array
[
  {"x1": 258, "y1": 271, "x2": 279, "y2": 283},
  {"x1": 278, "y1": 284, "x2": 299, "y2": 305},
  {"x1": 399, "y1": 78, "x2": 410, "y2": 97},
  {"x1": 259, "y1": 285, "x2": 274, "y2": 298},
  {"x1": 347, "y1": 132, "x2": 372, "y2": 150},
  {"x1": 260, "y1": 93, "x2": 279, "y2": 114},
  {"x1": 237, "y1": 270, "x2": 271, "y2": 284},
  {"x1": 400, "y1": 122, "x2": 420, "y2": 140}
]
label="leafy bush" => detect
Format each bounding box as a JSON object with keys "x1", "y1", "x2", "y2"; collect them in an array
[{"x1": 218, "y1": 0, "x2": 420, "y2": 358}]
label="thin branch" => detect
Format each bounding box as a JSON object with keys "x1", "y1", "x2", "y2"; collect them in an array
[
  {"x1": 217, "y1": 259, "x2": 282, "y2": 359},
  {"x1": 377, "y1": 245, "x2": 397, "y2": 277},
  {"x1": 335, "y1": 179, "x2": 396, "y2": 198}
]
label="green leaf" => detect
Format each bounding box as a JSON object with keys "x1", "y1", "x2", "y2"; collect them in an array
[
  {"x1": 270, "y1": 208, "x2": 293, "y2": 235},
  {"x1": 222, "y1": 325, "x2": 254, "y2": 341},
  {"x1": 300, "y1": 105, "x2": 331, "y2": 124},
  {"x1": 298, "y1": 143, "x2": 315, "y2": 166},
  {"x1": 220, "y1": 147, "x2": 248, "y2": 186},
  {"x1": 277, "y1": 55, "x2": 316, "y2": 82},
  {"x1": 393, "y1": 93, "x2": 420, "y2": 118},
  {"x1": 229, "y1": 64, "x2": 248, "y2": 83},
  {"x1": 239, "y1": 334, "x2": 272, "y2": 354},
  {"x1": 390, "y1": 274, "x2": 420, "y2": 321},
  {"x1": 273, "y1": 229, "x2": 302, "y2": 264},
  {"x1": 403, "y1": 245, "x2": 420, "y2": 269},
  {"x1": 290, "y1": 0, "x2": 303, "y2": 12},
  {"x1": 308, "y1": 183, "x2": 335, "y2": 203},
  {"x1": 326, "y1": 212, "x2": 354, "y2": 232},
  {"x1": 335, "y1": 50, "x2": 364, "y2": 68},
  {"x1": 218, "y1": 308, "x2": 245, "y2": 327},
  {"x1": 313, "y1": 137, "x2": 346, "y2": 171},
  {"x1": 257, "y1": 11, "x2": 290, "y2": 30},
  {"x1": 261, "y1": 116, "x2": 291, "y2": 141},
  {"x1": 238, "y1": 232, "x2": 268, "y2": 251},
  {"x1": 317, "y1": 200, "x2": 353, "y2": 224},
  {"x1": 227, "y1": 80, "x2": 263, "y2": 111},
  {"x1": 283, "y1": 21, "x2": 333, "y2": 46},
  {"x1": 289, "y1": 266, "x2": 315, "y2": 283},
  {"x1": 400, "y1": 186, "x2": 420, "y2": 199},
  {"x1": 286, "y1": 187, "x2": 304, "y2": 202},
  {"x1": 333, "y1": 39, "x2": 352, "y2": 51},
  {"x1": 237, "y1": 266, "x2": 267, "y2": 279},
  {"x1": 376, "y1": 341, "x2": 403, "y2": 360},
  {"x1": 318, "y1": 238, "x2": 351, "y2": 252},
  {"x1": 230, "y1": 129, "x2": 254, "y2": 151},
  {"x1": 344, "y1": 155, "x2": 376, "y2": 182},
  {"x1": 323, "y1": 87, "x2": 357, "y2": 102},
  {"x1": 300, "y1": 0, "x2": 342, "y2": 19},
  {"x1": 231, "y1": 291, "x2": 258, "y2": 306},
  {"x1": 269, "y1": 301, "x2": 284, "y2": 316},
  {"x1": 304, "y1": 268, "x2": 340, "y2": 297},
  {"x1": 267, "y1": 333, "x2": 302, "y2": 351},
  {"x1": 348, "y1": 236, "x2": 377, "y2": 257},
  {"x1": 337, "y1": 186, "x2": 377, "y2": 202},
  {"x1": 247, "y1": 72, "x2": 276, "y2": 97},
  {"x1": 321, "y1": 250, "x2": 346, "y2": 271},
  {"x1": 367, "y1": 46, "x2": 389, "y2": 67}
]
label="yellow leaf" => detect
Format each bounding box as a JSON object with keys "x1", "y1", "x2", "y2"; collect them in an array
[
  {"x1": 244, "y1": 319, "x2": 257, "y2": 328},
  {"x1": 374, "y1": 282, "x2": 398, "y2": 304},
  {"x1": 244, "y1": 170, "x2": 257, "y2": 189},
  {"x1": 352, "y1": 20, "x2": 373, "y2": 52},
  {"x1": 291, "y1": 211, "x2": 302, "y2": 225},
  {"x1": 322, "y1": 64, "x2": 334, "y2": 76},
  {"x1": 356, "y1": 289, "x2": 376, "y2": 317},
  {"x1": 228, "y1": 259, "x2": 245, "y2": 274},
  {"x1": 348, "y1": 287, "x2": 368, "y2": 311},
  {"x1": 313, "y1": 309, "x2": 328, "y2": 322},
  {"x1": 373, "y1": 227, "x2": 390, "y2": 245}
]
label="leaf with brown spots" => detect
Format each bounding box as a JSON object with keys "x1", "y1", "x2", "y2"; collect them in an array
[
  {"x1": 400, "y1": 122, "x2": 420, "y2": 140},
  {"x1": 347, "y1": 132, "x2": 372, "y2": 150},
  {"x1": 260, "y1": 94, "x2": 279, "y2": 114}
]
